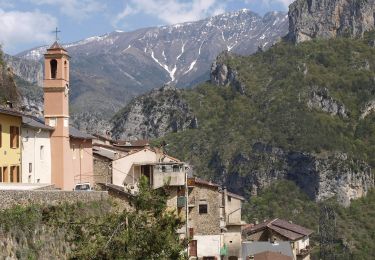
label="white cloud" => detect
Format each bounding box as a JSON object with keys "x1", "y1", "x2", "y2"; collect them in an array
[
  {"x1": 28, "y1": 0, "x2": 105, "y2": 21},
  {"x1": 0, "y1": 8, "x2": 57, "y2": 53},
  {"x1": 114, "y1": 0, "x2": 226, "y2": 27}
]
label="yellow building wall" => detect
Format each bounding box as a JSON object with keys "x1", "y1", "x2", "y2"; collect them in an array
[{"x1": 0, "y1": 113, "x2": 21, "y2": 182}]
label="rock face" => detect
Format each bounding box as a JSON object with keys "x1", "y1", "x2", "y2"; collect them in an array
[
  {"x1": 0, "y1": 57, "x2": 21, "y2": 107},
  {"x1": 3, "y1": 54, "x2": 43, "y2": 86},
  {"x1": 224, "y1": 143, "x2": 374, "y2": 207},
  {"x1": 307, "y1": 88, "x2": 348, "y2": 117},
  {"x1": 360, "y1": 99, "x2": 375, "y2": 118},
  {"x1": 111, "y1": 85, "x2": 197, "y2": 140},
  {"x1": 288, "y1": 0, "x2": 375, "y2": 43},
  {"x1": 210, "y1": 52, "x2": 246, "y2": 95}
]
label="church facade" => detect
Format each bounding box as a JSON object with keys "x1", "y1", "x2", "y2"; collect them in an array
[{"x1": 43, "y1": 41, "x2": 94, "y2": 190}]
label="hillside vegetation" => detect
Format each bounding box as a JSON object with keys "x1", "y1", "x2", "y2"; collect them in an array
[
  {"x1": 243, "y1": 180, "x2": 375, "y2": 259},
  {"x1": 160, "y1": 31, "x2": 375, "y2": 189}
]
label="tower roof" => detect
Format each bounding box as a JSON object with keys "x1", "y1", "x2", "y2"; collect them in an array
[{"x1": 48, "y1": 41, "x2": 65, "y2": 50}]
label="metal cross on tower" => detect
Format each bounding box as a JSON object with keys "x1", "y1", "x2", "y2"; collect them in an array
[{"x1": 53, "y1": 27, "x2": 61, "y2": 41}]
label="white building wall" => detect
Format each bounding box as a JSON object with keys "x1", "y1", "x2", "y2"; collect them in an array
[
  {"x1": 195, "y1": 234, "x2": 222, "y2": 258},
  {"x1": 21, "y1": 127, "x2": 52, "y2": 184},
  {"x1": 112, "y1": 149, "x2": 177, "y2": 187}
]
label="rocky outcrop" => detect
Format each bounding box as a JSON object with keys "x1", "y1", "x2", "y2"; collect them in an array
[
  {"x1": 111, "y1": 85, "x2": 197, "y2": 140},
  {"x1": 4, "y1": 54, "x2": 43, "y2": 86},
  {"x1": 0, "y1": 57, "x2": 21, "y2": 107},
  {"x1": 360, "y1": 99, "x2": 375, "y2": 118},
  {"x1": 288, "y1": 0, "x2": 375, "y2": 43},
  {"x1": 210, "y1": 52, "x2": 246, "y2": 94},
  {"x1": 223, "y1": 143, "x2": 374, "y2": 207},
  {"x1": 307, "y1": 88, "x2": 348, "y2": 117}
]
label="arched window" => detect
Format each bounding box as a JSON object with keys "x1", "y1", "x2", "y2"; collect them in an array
[{"x1": 50, "y1": 59, "x2": 57, "y2": 79}]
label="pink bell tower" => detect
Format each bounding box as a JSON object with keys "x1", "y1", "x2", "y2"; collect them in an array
[{"x1": 43, "y1": 41, "x2": 73, "y2": 190}]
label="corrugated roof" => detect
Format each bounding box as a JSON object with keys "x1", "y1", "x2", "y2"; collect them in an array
[
  {"x1": 254, "y1": 251, "x2": 293, "y2": 260},
  {"x1": 227, "y1": 191, "x2": 245, "y2": 201},
  {"x1": 242, "y1": 218, "x2": 313, "y2": 241},
  {"x1": 69, "y1": 127, "x2": 94, "y2": 140},
  {"x1": 22, "y1": 116, "x2": 54, "y2": 131},
  {"x1": 114, "y1": 139, "x2": 150, "y2": 147},
  {"x1": 93, "y1": 146, "x2": 118, "y2": 160},
  {"x1": 242, "y1": 241, "x2": 293, "y2": 258}
]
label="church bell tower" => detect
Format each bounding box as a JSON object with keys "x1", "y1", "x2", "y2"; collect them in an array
[{"x1": 43, "y1": 41, "x2": 72, "y2": 190}]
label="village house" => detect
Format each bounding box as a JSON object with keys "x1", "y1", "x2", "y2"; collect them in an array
[
  {"x1": 0, "y1": 108, "x2": 22, "y2": 183},
  {"x1": 43, "y1": 41, "x2": 94, "y2": 190},
  {"x1": 21, "y1": 116, "x2": 53, "y2": 184},
  {"x1": 92, "y1": 137, "x2": 151, "y2": 184},
  {"x1": 242, "y1": 219, "x2": 313, "y2": 260},
  {"x1": 187, "y1": 177, "x2": 245, "y2": 260}
]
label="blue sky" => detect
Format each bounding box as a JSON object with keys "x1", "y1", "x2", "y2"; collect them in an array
[{"x1": 0, "y1": 0, "x2": 294, "y2": 54}]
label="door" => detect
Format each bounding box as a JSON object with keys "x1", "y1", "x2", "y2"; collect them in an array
[
  {"x1": 10, "y1": 166, "x2": 20, "y2": 183},
  {"x1": 189, "y1": 240, "x2": 197, "y2": 257}
]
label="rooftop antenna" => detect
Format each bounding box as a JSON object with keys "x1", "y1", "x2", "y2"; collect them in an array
[{"x1": 52, "y1": 27, "x2": 61, "y2": 42}]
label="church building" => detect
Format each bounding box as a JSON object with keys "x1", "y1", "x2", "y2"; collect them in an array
[{"x1": 43, "y1": 41, "x2": 94, "y2": 190}]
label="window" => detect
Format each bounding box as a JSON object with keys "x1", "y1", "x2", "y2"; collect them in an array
[
  {"x1": 49, "y1": 118, "x2": 56, "y2": 127},
  {"x1": 50, "y1": 59, "x2": 57, "y2": 79},
  {"x1": 72, "y1": 144, "x2": 76, "y2": 159},
  {"x1": 40, "y1": 146, "x2": 44, "y2": 161},
  {"x1": 29, "y1": 163, "x2": 32, "y2": 173},
  {"x1": 0, "y1": 168, "x2": 2, "y2": 182},
  {"x1": 10, "y1": 126, "x2": 19, "y2": 148},
  {"x1": 199, "y1": 200, "x2": 208, "y2": 214},
  {"x1": 228, "y1": 196, "x2": 232, "y2": 202},
  {"x1": 64, "y1": 118, "x2": 69, "y2": 127},
  {"x1": 0, "y1": 124, "x2": 2, "y2": 147}
]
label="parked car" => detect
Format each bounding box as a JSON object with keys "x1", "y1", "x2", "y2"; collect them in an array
[{"x1": 74, "y1": 183, "x2": 93, "y2": 191}]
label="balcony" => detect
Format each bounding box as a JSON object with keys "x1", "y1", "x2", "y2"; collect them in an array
[{"x1": 152, "y1": 164, "x2": 186, "y2": 189}]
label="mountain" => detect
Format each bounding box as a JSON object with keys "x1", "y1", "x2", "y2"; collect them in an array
[
  {"x1": 111, "y1": 84, "x2": 197, "y2": 140},
  {"x1": 146, "y1": 32, "x2": 375, "y2": 206},
  {"x1": 14, "y1": 9, "x2": 288, "y2": 127}
]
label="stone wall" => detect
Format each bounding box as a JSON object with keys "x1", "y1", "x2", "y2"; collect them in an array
[
  {"x1": 0, "y1": 190, "x2": 108, "y2": 210},
  {"x1": 93, "y1": 155, "x2": 112, "y2": 184},
  {"x1": 188, "y1": 184, "x2": 221, "y2": 235}
]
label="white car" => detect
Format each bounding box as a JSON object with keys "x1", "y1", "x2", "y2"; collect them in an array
[{"x1": 74, "y1": 183, "x2": 93, "y2": 191}]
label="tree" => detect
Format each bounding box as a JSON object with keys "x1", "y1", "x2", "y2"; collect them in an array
[{"x1": 71, "y1": 176, "x2": 186, "y2": 260}]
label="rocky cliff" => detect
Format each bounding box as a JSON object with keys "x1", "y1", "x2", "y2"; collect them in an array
[
  {"x1": 0, "y1": 52, "x2": 21, "y2": 107},
  {"x1": 111, "y1": 84, "x2": 197, "y2": 140},
  {"x1": 226, "y1": 143, "x2": 374, "y2": 207},
  {"x1": 288, "y1": 0, "x2": 375, "y2": 43},
  {"x1": 3, "y1": 54, "x2": 43, "y2": 87}
]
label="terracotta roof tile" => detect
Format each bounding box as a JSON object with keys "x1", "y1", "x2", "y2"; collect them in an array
[{"x1": 242, "y1": 218, "x2": 313, "y2": 241}]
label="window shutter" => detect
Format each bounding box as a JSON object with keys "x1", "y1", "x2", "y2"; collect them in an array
[
  {"x1": 9, "y1": 126, "x2": 13, "y2": 148},
  {"x1": 16, "y1": 127, "x2": 19, "y2": 148},
  {"x1": 0, "y1": 124, "x2": 2, "y2": 148}
]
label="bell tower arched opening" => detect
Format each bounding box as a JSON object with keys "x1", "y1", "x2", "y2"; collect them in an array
[{"x1": 50, "y1": 59, "x2": 57, "y2": 79}]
